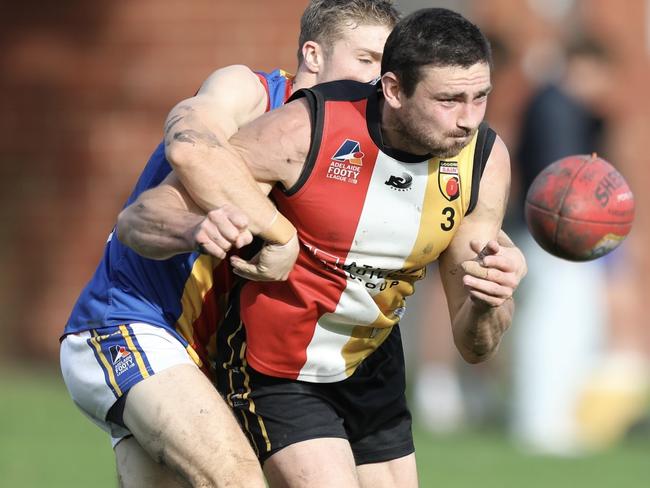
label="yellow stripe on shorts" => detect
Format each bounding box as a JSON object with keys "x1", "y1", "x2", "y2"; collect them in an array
[
  {"x1": 240, "y1": 342, "x2": 272, "y2": 453},
  {"x1": 89, "y1": 331, "x2": 122, "y2": 397},
  {"x1": 119, "y1": 325, "x2": 150, "y2": 379}
]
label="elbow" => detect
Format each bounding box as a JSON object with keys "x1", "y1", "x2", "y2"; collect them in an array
[
  {"x1": 459, "y1": 348, "x2": 495, "y2": 364},
  {"x1": 115, "y1": 208, "x2": 135, "y2": 250},
  {"x1": 115, "y1": 208, "x2": 169, "y2": 260},
  {"x1": 165, "y1": 140, "x2": 197, "y2": 173},
  {"x1": 455, "y1": 336, "x2": 499, "y2": 364}
]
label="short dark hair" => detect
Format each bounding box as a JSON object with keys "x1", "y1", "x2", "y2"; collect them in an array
[
  {"x1": 381, "y1": 8, "x2": 492, "y2": 96},
  {"x1": 298, "y1": 0, "x2": 400, "y2": 63}
]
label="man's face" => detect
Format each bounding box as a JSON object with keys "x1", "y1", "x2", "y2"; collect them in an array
[
  {"x1": 392, "y1": 63, "x2": 491, "y2": 157},
  {"x1": 316, "y1": 23, "x2": 391, "y2": 84}
]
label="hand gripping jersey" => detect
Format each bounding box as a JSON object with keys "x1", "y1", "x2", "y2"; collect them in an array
[
  {"x1": 238, "y1": 80, "x2": 496, "y2": 382},
  {"x1": 63, "y1": 69, "x2": 293, "y2": 373}
]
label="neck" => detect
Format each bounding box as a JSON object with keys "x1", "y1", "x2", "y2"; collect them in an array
[{"x1": 291, "y1": 65, "x2": 318, "y2": 93}]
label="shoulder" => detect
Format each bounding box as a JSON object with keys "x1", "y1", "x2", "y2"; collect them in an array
[
  {"x1": 229, "y1": 96, "x2": 312, "y2": 188},
  {"x1": 240, "y1": 96, "x2": 312, "y2": 139},
  {"x1": 485, "y1": 134, "x2": 510, "y2": 178},
  {"x1": 193, "y1": 64, "x2": 269, "y2": 125},
  {"x1": 475, "y1": 133, "x2": 510, "y2": 200},
  {"x1": 198, "y1": 65, "x2": 263, "y2": 95},
  {"x1": 471, "y1": 133, "x2": 510, "y2": 217}
]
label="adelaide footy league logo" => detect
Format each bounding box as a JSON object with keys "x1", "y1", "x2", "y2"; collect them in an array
[
  {"x1": 332, "y1": 139, "x2": 365, "y2": 166},
  {"x1": 327, "y1": 139, "x2": 364, "y2": 184},
  {"x1": 109, "y1": 344, "x2": 135, "y2": 376},
  {"x1": 439, "y1": 161, "x2": 460, "y2": 201}
]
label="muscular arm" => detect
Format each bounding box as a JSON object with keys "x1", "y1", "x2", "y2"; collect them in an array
[
  {"x1": 438, "y1": 136, "x2": 518, "y2": 363},
  {"x1": 227, "y1": 97, "x2": 311, "y2": 190},
  {"x1": 187, "y1": 97, "x2": 312, "y2": 279},
  {"x1": 163, "y1": 64, "x2": 294, "y2": 243},
  {"x1": 117, "y1": 173, "x2": 252, "y2": 260},
  {"x1": 117, "y1": 65, "x2": 306, "y2": 277},
  {"x1": 119, "y1": 95, "x2": 311, "y2": 277}
]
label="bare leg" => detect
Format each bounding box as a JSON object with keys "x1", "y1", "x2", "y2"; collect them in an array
[
  {"x1": 356, "y1": 453, "x2": 418, "y2": 488},
  {"x1": 122, "y1": 364, "x2": 265, "y2": 487},
  {"x1": 263, "y1": 438, "x2": 359, "y2": 488},
  {"x1": 115, "y1": 436, "x2": 187, "y2": 488}
]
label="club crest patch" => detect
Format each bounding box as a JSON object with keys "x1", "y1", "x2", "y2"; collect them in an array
[{"x1": 439, "y1": 161, "x2": 460, "y2": 201}]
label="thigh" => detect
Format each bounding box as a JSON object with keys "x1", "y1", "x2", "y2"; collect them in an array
[
  {"x1": 356, "y1": 453, "x2": 418, "y2": 488},
  {"x1": 124, "y1": 362, "x2": 265, "y2": 488},
  {"x1": 264, "y1": 438, "x2": 359, "y2": 488},
  {"x1": 223, "y1": 363, "x2": 350, "y2": 463},
  {"x1": 222, "y1": 364, "x2": 360, "y2": 487},
  {"x1": 62, "y1": 323, "x2": 265, "y2": 487},
  {"x1": 115, "y1": 436, "x2": 187, "y2": 488},
  {"x1": 60, "y1": 323, "x2": 197, "y2": 442},
  {"x1": 341, "y1": 326, "x2": 415, "y2": 465}
]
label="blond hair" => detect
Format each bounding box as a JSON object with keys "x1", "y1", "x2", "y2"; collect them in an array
[{"x1": 298, "y1": 0, "x2": 400, "y2": 62}]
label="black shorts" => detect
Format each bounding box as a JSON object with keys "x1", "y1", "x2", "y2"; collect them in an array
[{"x1": 216, "y1": 321, "x2": 413, "y2": 465}]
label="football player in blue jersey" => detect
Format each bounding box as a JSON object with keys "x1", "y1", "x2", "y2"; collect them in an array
[{"x1": 60, "y1": 1, "x2": 400, "y2": 487}]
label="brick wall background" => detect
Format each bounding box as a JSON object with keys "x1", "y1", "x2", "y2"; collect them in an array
[
  {"x1": 0, "y1": 0, "x2": 647, "y2": 361},
  {"x1": 0, "y1": 0, "x2": 306, "y2": 359}
]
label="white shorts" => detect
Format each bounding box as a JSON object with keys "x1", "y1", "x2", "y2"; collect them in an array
[{"x1": 60, "y1": 323, "x2": 197, "y2": 446}]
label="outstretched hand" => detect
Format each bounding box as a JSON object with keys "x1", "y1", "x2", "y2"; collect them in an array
[{"x1": 460, "y1": 232, "x2": 527, "y2": 308}]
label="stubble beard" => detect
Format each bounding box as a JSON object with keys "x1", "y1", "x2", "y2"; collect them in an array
[{"x1": 393, "y1": 112, "x2": 476, "y2": 159}]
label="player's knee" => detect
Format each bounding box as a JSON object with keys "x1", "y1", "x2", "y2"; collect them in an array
[
  {"x1": 152, "y1": 441, "x2": 262, "y2": 488},
  {"x1": 116, "y1": 437, "x2": 185, "y2": 488},
  {"x1": 182, "y1": 457, "x2": 264, "y2": 488}
]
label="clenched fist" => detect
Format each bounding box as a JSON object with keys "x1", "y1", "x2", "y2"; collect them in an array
[
  {"x1": 192, "y1": 204, "x2": 253, "y2": 259},
  {"x1": 460, "y1": 231, "x2": 527, "y2": 308}
]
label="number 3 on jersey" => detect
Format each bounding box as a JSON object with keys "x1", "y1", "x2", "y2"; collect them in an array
[{"x1": 441, "y1": 207, "x2": 455, "y2": 231}]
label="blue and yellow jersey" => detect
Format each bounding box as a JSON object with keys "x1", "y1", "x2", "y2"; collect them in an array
[{"x1": 64, "y1": 68, "x2": 294, "y2": 373}]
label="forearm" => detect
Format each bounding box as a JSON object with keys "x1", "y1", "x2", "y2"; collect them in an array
[
  {"x1": 167, "y1": 142, "x2": 281, "y2": 234},
  {"x1": 165, "y1": 110, "x2": 294, "y2": 244},
  {"x1": 452, "y1": 298, "x2": 514, "y2": 363},
  {"x1": 116, "y1": 201, "x2": 203, "y2": 260}
]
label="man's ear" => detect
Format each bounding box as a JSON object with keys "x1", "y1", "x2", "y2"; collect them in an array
[
  {"x1": 381, "y1": 72, "x2": 403, "y2": 109},
  {"x1": 301, "y1": 41, "x2": 323, "y2": 74}
]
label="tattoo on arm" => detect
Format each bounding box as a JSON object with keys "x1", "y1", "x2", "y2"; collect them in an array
[
  {"x1": 172, "y1": 129, "x2": 221, "y2": 148},
  {"x1": 164, "y1": 105, "x2": 222, "y2": 149},
  {"x1": 164, "y1": 105, "x2": 194, "y2": 136},
  {"x1": 164, "y1": 114, "x2": 185, "y2": 136}
]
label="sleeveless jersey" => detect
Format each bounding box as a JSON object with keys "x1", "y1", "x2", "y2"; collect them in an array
[
  {"x1": 238, "y1": 80, "x2": 496, "y2": 382},
  {"x1": 64, "y1": 69, "x2": 293, "y2": 373}
]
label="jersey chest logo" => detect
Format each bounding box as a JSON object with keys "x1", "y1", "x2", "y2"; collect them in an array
[
  {"x1": 439, "y1": 161, "x2": 460, "y2": 201},
  {"x1": 326, "y1": 139, "x2": 364, "y2": 185},
  {"x1": 385, "y1": 172, "x2": 413, "y2": 191}
]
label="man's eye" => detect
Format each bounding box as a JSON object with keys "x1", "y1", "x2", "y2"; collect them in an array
[{"x1": 358, "y1": 58, "x2": 373, "y2": 64}]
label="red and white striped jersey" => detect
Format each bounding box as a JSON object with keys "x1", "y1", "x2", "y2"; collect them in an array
[{"x1": 240, "y1": 81, "x2": 496, "y2": 382}]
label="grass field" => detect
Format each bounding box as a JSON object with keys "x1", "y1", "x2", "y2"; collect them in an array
[{"x1": 1, "y1": 364, "x2": 647, "y2": 487}]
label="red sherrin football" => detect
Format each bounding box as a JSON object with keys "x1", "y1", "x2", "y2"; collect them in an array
[{"x1": 524, "y1": 154, "x2": 635, "y2": 261}]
